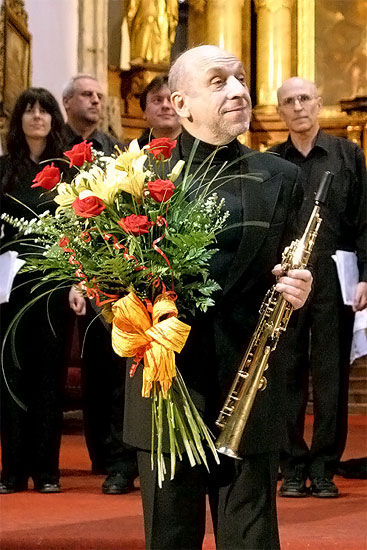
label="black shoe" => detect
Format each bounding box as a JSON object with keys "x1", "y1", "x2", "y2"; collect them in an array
[
  {"x1": 102, "y1": 473, "x2": 135, "y2": 495},
  {"x1": 279, "y1": 477, "x2": 309, "y2": 497},
  {"x1": 336, "y1": 458, "x2": 367, "y2": 479},
  {"x1": 0, "y1": 479, "x2": 28, "y2": 494},
  {"x1": 35, "y1": 481, "x2": 62, "y2": 493},
  {"x1": 310, "y1": 477, "x2": 339, "y2": 498},
  {"x1": 33, "y1": 476, "x2": 61, "y2": 493}
]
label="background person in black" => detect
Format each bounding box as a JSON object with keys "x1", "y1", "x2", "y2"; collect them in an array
[
  {"x1": 62, "y1": 74, "x2": 138, "y2": 494},
  {"x1": 0, "y1": 88, "x2": 68, "y2": 494},
  {"x1": 270, "y1": 77, "x2": 367, "y2": 498},
  {"x1": 122, "y1": 45, "x2": 312, "y2": 550},
  {"x1": 137, "y1": 75, "x2": 181, "y2": 147}
]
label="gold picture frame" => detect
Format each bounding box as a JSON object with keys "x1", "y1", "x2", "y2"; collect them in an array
[{"x1": 1, "y1": 4, "x2": 31, "y2": 117}]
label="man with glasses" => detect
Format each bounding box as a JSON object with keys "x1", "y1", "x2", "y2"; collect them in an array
[{"x1": 270, "y1": 77, "x2": 367, "y2": 498}]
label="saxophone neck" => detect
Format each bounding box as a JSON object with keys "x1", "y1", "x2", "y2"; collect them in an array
[{"x1": 295, "y1": 204, "x2": 321, "y2": 263}]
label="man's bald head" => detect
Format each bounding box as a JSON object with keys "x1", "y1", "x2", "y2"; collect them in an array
[
  {"x1": 168, "y1": 45, "x2": 251, "y2": 145},
  {"x1": 277, "y1": 77, "x2": 319, "y2": 105},
  {"x1": 168, "y1": 45, "x2": 239, "y2": 94},
  {"x1": 276, "y1": 76, "x2": 322, "y2": 138}
]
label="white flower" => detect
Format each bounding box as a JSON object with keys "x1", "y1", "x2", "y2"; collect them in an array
[
  {"x1": 168, "y1": 160, "x2": 185, "y2": 183},
  {"x1": 78, "y1": 189, "x2": 96, "y2": 200},
  {"x1": 54, "y1": 183, "x2": 77, "y2": 211}
]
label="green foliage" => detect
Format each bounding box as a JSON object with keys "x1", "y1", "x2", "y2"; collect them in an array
[{"x1": 1, "y1": 140, "x2": 233, "y2": 317}]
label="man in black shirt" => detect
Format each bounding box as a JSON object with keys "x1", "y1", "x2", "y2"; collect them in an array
[
  {"x1": 62, "y1": 74, "x2": 138, "y2": 494},
  {"x1": 271, "y1": 77, "x2": 367, "y2": 498},
  {"x1": 62, "y1": 74, "x2": 120, "y2": 152}
]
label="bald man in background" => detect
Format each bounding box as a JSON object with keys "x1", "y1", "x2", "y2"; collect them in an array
[{"x1": 270, "y1": 77, "x2": 367, "y2": 499}]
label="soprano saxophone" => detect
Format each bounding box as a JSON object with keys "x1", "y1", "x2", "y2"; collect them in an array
[{"x1": 215, "y1": 171, "x2": 333, "y2": 459}]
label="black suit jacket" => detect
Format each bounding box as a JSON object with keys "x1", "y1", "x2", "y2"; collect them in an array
[{"x1": 123, "y1": 134, "x2": 303, "y2": 456}]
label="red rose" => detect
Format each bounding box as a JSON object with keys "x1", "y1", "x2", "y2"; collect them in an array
[
  {"x1": 147, "y1": 179, "x2": 175, "y2": 202},
  {"x1": 64, "y1": 140, "x2": 93, "y2": 167},
  {"x1": 147, "y1": 138, "x2": 177, "y2": 160},
  {"x1": 58, "y1": 236, "x2": 69, "y2": 248},
  {"x1": 31, "y1": 162, "x2": 60, "y2": 190},
  {"x1": 118, "y1": 214, "x2": 154, "y2": 236},
  {"x1": 72, "y1": 195, "x2": 106, "y2": 218}
]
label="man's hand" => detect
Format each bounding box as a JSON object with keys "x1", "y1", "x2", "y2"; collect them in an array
[
  {"x1": 69, "y1": 286, "x2": 86, "y2": 316},
  {"x1": 272, "y1": 265, "x2": 312, "y2": 310},
  {"x1": 353, "y1": 281, "x2": 367, "y2": 312}
]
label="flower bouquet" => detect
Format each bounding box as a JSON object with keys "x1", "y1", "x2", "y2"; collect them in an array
[{"x1": 2, "y1": 137, "x2": 232, "y2": 485}]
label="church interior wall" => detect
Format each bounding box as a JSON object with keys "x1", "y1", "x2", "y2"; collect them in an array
[
  {"x1": 23, "y1": 0, "x2": 78, "y2": 116},
  {"x1": 0, "y1": 0, "x2": 366, "y2": 151}
]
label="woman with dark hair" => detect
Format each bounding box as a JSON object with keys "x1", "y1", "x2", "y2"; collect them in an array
[{"x1": 0, "y1": 87, "x2": 68, "y2": 494}]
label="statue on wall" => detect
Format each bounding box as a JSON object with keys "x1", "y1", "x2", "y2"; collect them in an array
[{"x1": 125, "y1": 0, "x2": 179, "y2": 65}]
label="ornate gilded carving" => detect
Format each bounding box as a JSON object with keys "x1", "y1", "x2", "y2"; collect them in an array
[
  {"x1": 0, "y1": 0, "x2": 31, "y2": 151},
  {"x1": 4, "y1": 0, "x2": 27, "y2": 23},
  {"x1": 254, "y1": 0, "x2": 293, "y2": 14},
  {"x1": 189, "y1": 0, "x2": 206, "y2": 14},
  {"x1": 347, "y1": 124, "x2": 363, "y2": 147},
  {"x1": 125, "y1": 0, "x2": 179, "y2": 65}
]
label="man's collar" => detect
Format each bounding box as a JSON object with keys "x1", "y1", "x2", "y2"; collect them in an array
[
  {"x1": 285, "y1": 129, "x2": 330, "y2": 156},
  {"x1": 64, "y1": 123, "x2": 103, "y2": 148},
  {"x1": 179, "y1": 127, "x2": 241, "y2": 163}
]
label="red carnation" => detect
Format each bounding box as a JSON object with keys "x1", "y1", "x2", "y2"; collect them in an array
[
  {"x1": 147, "y1": 138, "x2": 177, "y2": 160},
  {"x1": 31, "y1": 162, "x2": 60, "y2": 190},
  {"x1": 72, "y1": 195, "x2": 106, "y2": 218},
  {"x1": 148, "y1": 179, "x2": 175, "y2": 202},
  {"x1": 64, "y1": 140, "x2": 93, "y2": 167},
  {"x1": 118, "y1": 214, "x2": 154, "y2": 236}
]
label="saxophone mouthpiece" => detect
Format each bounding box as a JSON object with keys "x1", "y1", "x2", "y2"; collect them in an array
[{"x1": 315, "y1": 171, "x2": 333, "y2": 205}]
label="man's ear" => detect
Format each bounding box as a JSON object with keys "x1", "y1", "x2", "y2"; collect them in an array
[
  {"x1": 171, "y1": 91, "x2": 190, "y2": 119},
  {"x1": 316, "y1": 95, "x2": 323, "y2": 113},
  {"x1": 276, "y1": 105, "x2": 285, "y2": 122},
  {"x1": 63, "y1": 96, "x2": 69, "y2": 112}
]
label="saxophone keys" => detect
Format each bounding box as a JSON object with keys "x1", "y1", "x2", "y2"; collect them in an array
[
  {"x1": 238, "y1": 371, "x2": 249, "y2": 379},
  {"x1": 259, "y1": 376, "x2": 267, "y2": 391}
]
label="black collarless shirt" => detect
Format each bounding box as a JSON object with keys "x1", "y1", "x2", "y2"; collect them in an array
[{"x1": 270, "y1": 130, "x2": 367, "y2": 280}]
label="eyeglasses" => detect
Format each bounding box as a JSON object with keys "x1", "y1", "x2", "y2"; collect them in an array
[{"x1": 280, "y1": 94, "x2": 316, "y2": 107}]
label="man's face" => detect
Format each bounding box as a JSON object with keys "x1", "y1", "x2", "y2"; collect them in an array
[
  {"x1": 144, "y1": 85, "x2": 180, "y2": 133},
  {"x1": 172, "y1": 48, "x2": 252, "y2": 145},
  {"x1": 64, "y1": 78, "x2": 103, "y2": 125},
  {"x1": 277, "y1": 79, "x2": 322, "y2": 134}
]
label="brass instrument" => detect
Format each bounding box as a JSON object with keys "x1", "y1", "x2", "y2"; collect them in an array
[{"x1": 215, "y1": 171, "x2": 333, "y2": 459}]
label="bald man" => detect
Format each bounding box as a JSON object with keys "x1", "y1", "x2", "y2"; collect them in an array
[
  {"x1": 270, "y1": 77, "x2": 367, "y2": 499},
  {"x1": 123, "y1": 47, "x2": 313, "y2": 549}
]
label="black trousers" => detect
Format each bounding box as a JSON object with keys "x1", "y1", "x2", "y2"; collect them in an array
[
  {"x1": 137, "y1": 450, "x2": 280, "y2": 550},
  {"x1": 80, "y1": 305, "x2": 137, "y2": 477},
  {"x1": 279, "y1": 255, "x2": 354, "y2": 480},
  {"x1": 0, "y1": 282, "x2": 67, "y2": 485}
]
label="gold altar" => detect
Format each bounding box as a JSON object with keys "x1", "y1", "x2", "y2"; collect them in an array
[{"x1": 112, "y1": 0, "x2": 367, "y2": 154}]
